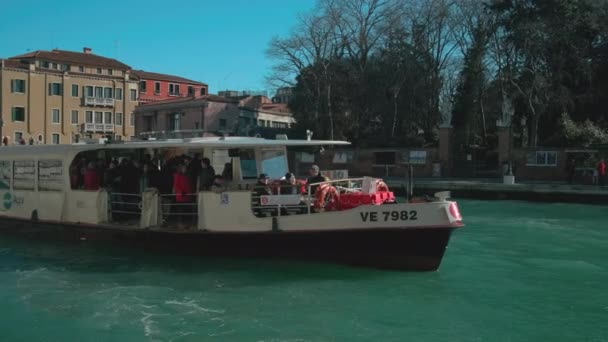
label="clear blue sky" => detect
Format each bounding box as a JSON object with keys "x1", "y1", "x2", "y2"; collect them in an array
[{"x1": 0, "y1": 0, "x2": 316, "y2": 93}]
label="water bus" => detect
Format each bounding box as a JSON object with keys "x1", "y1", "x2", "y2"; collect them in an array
[{"x1": 0, "y1": 137, "x2": 463, "y2": 271}]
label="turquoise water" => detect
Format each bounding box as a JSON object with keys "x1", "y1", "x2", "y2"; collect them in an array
[{"x1": 0, "y1": 200, "x2": 607, "y2": 342}]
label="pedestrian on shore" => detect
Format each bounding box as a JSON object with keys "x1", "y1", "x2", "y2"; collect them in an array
[{"x1": 597, "y1": 158, "x2": 607, "y2": 186}]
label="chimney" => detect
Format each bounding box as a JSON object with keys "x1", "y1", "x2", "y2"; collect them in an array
[{"x1": 83, "y1": 47, "x2": 92, "y2": 54}]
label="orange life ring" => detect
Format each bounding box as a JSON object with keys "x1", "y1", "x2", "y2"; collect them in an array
[
  {"x1": 315, "y1": 184, "x2": 341, "y2": 211},
  {"x1": 376, "y1": 180, "x2": 389, "y2": 192}
]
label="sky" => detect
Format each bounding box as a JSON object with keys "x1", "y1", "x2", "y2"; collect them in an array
[{"x1": 0, "y1": 0, "x2": 316, "y2": 94}]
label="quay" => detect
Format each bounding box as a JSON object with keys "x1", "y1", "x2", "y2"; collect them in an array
[{"x1": 385, "y1": 178, "x2": 608, "y2": 204}]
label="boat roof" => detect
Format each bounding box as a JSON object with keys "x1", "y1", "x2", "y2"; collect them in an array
[{"x1": 0, "y1": 137, "x2": 350, "y2": 158}]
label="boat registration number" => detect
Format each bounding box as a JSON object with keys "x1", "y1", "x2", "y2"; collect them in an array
[{"x1": 360, "y1": 210, "x2": 418, "y2": 222}]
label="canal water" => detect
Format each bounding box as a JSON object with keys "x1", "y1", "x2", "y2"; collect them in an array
[{"x1": 0, "y1": 200, "x2": 606, "y2": 341}]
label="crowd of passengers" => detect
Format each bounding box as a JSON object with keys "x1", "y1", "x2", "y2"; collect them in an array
[
  {"x1": 70, "y1": 154, "x2": 232, "y2": 196},
  {"x1": 71, "y1": 154, "x2": 329, "y2": 200},
  {"x1": 71, "y1": 154, "x2": 332, "y2": 222}
]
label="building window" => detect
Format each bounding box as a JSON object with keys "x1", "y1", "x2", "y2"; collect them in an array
[
  {"x1": 95, "y1": 87, "x2": 103, "y2": 98},
  {"x1": 527, "y1": 151, "x2": 558, "y2": 166},
  {"x1": 51, "y1": 109, "x2": 61, "y2": 124},
  {"x1": 85, "y1": 111, "x2": 93, "y2": 123},
  {"x1": 155, "y1": 82, "x2": 161, "y2": 94},
  {"x1": 71, "y1": 110, "x2": 79, "y2": 124},
  {"x1": 130, "y1": 113, "x2": 135, "y2": 126},
  {"x1": 49, "y1": 83, "x2": 62, "y2": 96},
  {"x1": 200, "y1": 88, "x2": 207, "y2": 96},
  {"x1": 84, "y1": 86, "x2": 93, "y2": 97},
  {"x1": 94, "y1": 111, "x2": 103, "y2": 124},
  {"x1": 52, "y1": 63, "x2": 58, "y2": 70},
  {"x1": 188, "y1": 86, "x2": 194, "y2": 96},
  {"x1": 42, "y1": 61, "x2": 49, "y2": 68},
  {"x1": 104, "y1": 112, "x2": 113, "y2": 124},
  {"x1": 11, "y1": 107, "x2": 25, "y2": 122},
  {"x1": 115, "y1": 113, "x2": 123, "y2": 126},
  {"x1": 61, "y1": 64, "x2": 69, "y2": 71},
  {"x1": 130, "y1": 89, "x2": 137, "y2": 101},
  {"x1": 115, "y1": 135, "x2": 122, "y2": 141},
  {"x1": 219, "y1": 119, "x2": 227, "y2": 130},
  {"x1": 72, "y1": 134, "x2": 80, "y2": 143},
  {"x1": 11, "y1": 79, "x2": 26, "y2": 93},
  {"x1": 52, "y1": 134, "x2": 60, "y2": 144},
  {"x1": 169, "y1": 113, "x2": 181, "y2": 131},
  {"x1": 108, "y1": 69, "x2": 113, "y2": 75},
  {"x1": 258, "y1": 119, "x2": 265, "y2": 127},
  {"x1": 103, "y1": 87, "x2": 113, "y2": 99},
  {"x1": 72, "y1": 84, "x2": 79, "y2": 97},
  {"x1": 78, "y1": 66, "x2": 84, "y2": 72},
  {"x1": 97, "y1": 68, "x2": 102, "y2": 74},
  {"x1": 115, "y1": 88, "x2": 123, "y2": 100},
  {"x1": 139, "y1": 81, "x2": 147, "y2": 93},
  {"x1": 169, "y1": 84, "x2": 180, "y2": 96}
]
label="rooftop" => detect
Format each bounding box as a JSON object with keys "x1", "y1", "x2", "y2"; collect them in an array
[
  {"x1": 132, "y1": 70, "x2": 207, "y2": 86},
  {"x1": 9, "y1": 48, "x2": 131, "y2": 70},
  {"x1": 136, "y1": 94, "x2": 239, "y2": 108}
]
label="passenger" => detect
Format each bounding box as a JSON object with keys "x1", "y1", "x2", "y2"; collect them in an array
[
  {"x1": 140, "y1": 163, "x2": 161, "y2": 191},
  {"x1": 189, "y1": 153, "x2": 202, "y2": 186},
  {"x1": 222, "y1": 162, "x2": 233, "y2": 181},
  {"x1": 198, "y1": 157, "x2": 216, "y2": 191},
  {"x1": 306, "y1": 165, "x2": 327, "y2": 195},
  {"x1": 281, "y1": 172, "x2": 300, "y2": 194},
  {"x1": 210, "y1": 175, "x2": 227, "y2": 193},
  {"x1": 84, "y1": 162, "x2": 100, "y2": 190},
  {"x1": 103, "y1": 160, "x2": 120, "y2": 191},
  {"x1": 173, "y1": 163, "x2": 195, "y2": 225},
  {"x1": 598, "y1": 158, "x2": 607, "y2": 186}
]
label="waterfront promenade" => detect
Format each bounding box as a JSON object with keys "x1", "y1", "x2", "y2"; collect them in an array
[{"x1": 385, "y1": 177, "x2": 608, "y2": 204}]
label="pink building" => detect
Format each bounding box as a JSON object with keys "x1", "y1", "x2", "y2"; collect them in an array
[
  {"x1": 135, "y1": 95, "x2": 242, "y2": 139},
  {"x1": 131, "y1": 70, "x2": 208, "y2": 104}
]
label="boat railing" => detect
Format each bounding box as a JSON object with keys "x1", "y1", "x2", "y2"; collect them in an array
[
  {"x1": 158, "y1": 193, "x2": 198, "y2": 226},
  {"x1": 108, "y1": 192, "x2": 142, "y2": 223}
]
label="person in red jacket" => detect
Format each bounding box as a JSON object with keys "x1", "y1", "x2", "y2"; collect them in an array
[
  {"x1": 598, "y1": 158, "x2": 607, "y2": 186},
  {"x1": 83, "y1": 162, "x2": 100, "y2": 190},
  {"x1": 173, "y1": 163, "x2": 194, "y2": 225}
]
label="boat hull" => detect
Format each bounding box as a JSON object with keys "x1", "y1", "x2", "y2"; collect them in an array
[{"x1": 0, "y1": 217, "x2": 459, "y2": 271}]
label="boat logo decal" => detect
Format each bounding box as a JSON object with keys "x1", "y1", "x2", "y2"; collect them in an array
[
  {"x1": 3, "y1": 192, "x2": 12, "y2": 210},
  {"x1": 360, "y1": 210, "x2": 418, "y2": 222}
]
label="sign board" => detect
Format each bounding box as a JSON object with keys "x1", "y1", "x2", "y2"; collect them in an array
[
  {"x1": 408, "y1": 150, "x2": 427, "y2": 165},
  {"x1": 38, "y1": 159, "x2": 63, "y2": 191},
  {"x1": 260, "y1": 195, "x2": 302, "y2": 206}
]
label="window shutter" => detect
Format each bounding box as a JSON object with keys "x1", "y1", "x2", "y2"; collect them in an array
[
  {"x1": 48, "y1": 83, "x2": 52, "y2": 95},
  {"x1": 11, "y1": 108, "x2": 15, "y2": 121},
  {"x1": 11, "y1": 80, "x2": 15, "y2": 92}
]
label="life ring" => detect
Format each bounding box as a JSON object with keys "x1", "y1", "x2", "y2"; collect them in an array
[
  {"x1": 314, "y1": 184, "x2": 340, "y2": 211},
  {"x1": 376, "y1": 180, "x2": 389, "y2": 192}
]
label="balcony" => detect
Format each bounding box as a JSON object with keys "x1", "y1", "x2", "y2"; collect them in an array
[
  {"x1": 84, "y1": 123, "x2": 115, "y2": 132},
  {"x1": 84, "y1": 97, "x2": 115, "y2": 107}
]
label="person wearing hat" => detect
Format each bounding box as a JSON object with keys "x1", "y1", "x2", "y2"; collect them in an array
[
  {"x1": 281, "y1": 172, "x2": 300, "y2": 194},
  {"x1": 306, "y1": 164, "x2": 327, "y2": 195}
]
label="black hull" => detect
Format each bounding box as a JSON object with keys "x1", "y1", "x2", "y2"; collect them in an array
[{"x1": 0, "y1": 218, "x2": 457, "y2": 271}]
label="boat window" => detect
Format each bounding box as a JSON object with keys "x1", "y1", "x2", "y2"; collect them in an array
[
  {"x1": 0, "y1": 161, "x2": 11, "y2": 189},
  {"x1": 38, "y1": 160, "x2": 63, "y2": 191},
  {"x1": 239, "y1": 149, "x2": 257, "y2": 179},
  {"x1": 13, "y1": 160, "x2": 35, "y2": 190},
  {"x1": 260, "y1": 149, "x2": 288, "y2": 179}
]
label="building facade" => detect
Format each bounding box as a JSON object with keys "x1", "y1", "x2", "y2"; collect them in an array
[
  {"x1": 134, "y1": 95, "x2": 295, "y2": 139},
  {"x1": 0, "y1": 48, "x2": 139, "y2": 144},
  {"x1": 132, "y1": 70, "x2": 208, "y2": 104},
  {"x1": 135, "y1": 95, "x2": 241, "y2": 139}
]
